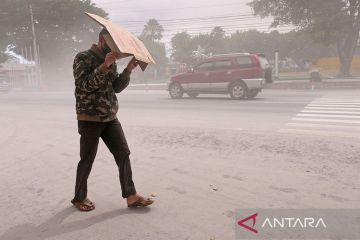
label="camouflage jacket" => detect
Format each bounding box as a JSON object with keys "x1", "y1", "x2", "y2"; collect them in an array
[{"x1": 73, "y1": 44, "x2": 130, "y2": 122}]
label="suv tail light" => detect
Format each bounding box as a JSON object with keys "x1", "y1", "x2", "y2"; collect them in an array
[
  {"x1": 253, "y1": 55, "x2": 261, "y2": 68},
  {"x1": 253, "y1": 55, "x2": 266, "y2": 78}
]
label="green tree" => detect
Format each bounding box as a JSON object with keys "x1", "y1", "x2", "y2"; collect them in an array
[
  {"x1": 140, "y1": 18, "x2": 164, "y2": 42},
  {"x1": 248, "y1": 0, "x2": 360, "y2": 77},
  {"x1": 192, "y1": 33, "x2": 211, "y2": 53},
  {"x1": 228, "y1": 30, "x2": 336, "y2": 66},
  {"x1": 139, "y1": 19, "x2": 167, "y2": 78},
  {"x1": 0, "y1": 0, "x2": 107, "y2": 79},
  {"x1": 139, "y1": 38, "x2": 167, "y2": 78},
  {"x1": 170, "y1": 28, "x2": 336, "y2": 68},
  {"x1": 171, "y1": 32, "x2": 194, "y2": 64},
  {"x1": 209, "y1": 26, "x2": 226, "y2": 54}
]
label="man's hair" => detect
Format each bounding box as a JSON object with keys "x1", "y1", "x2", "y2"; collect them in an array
[{"x1": 99, "y1": 28, "x2": 109, "y2": 37}]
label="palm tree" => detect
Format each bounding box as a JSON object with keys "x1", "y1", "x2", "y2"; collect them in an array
[{"x1": 140, "y1": 19, "x2": 164, "y2": 42}]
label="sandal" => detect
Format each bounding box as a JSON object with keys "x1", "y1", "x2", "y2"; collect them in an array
[
  {"x1": 127, "y1": 196, "x2": 154, "y2": 208},
  {"x1": 71, "y1": 198, "x2": 95, "y2": 212}
]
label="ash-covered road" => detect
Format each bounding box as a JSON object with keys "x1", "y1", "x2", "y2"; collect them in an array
[{"x1": 0, "y1": 89, "x2": 359, "y2": 240}]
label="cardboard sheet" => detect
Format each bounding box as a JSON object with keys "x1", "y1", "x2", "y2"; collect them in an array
[{"x1": 85, "y1": 12, "x2": 156, "y2": 71}]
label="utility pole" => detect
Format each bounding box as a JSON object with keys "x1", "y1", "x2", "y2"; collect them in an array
[
  {"x1": 275, "y1": 51, "x2": 279, "y2": 80},
  {"x1": 29, "y1": 4, "x2": 40, "y2": 87},
  {"x1": 29, "y1": 4, "x2": 38, "y2": 65}
]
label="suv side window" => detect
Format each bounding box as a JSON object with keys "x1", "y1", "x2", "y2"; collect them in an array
[
  {"x1": 214, "y1": 60, "x2": 232, "y2": 70},
  {"x1": 195, "y1": 62, "x2": 213, "y2": 72},
  {"x1": 236, "y1": 56, "x2": 255, "y2": 68}
]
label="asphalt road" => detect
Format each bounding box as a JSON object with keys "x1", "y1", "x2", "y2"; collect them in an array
[
  {"x1": 0, "y1": 89, "x2": 359, "y2": 240},
  {"x1": 1, "y1": 88, "x2": 360, "y2": 135}
]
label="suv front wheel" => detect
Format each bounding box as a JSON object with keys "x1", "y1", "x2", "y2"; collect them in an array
[
  {"x1": 169, "y1": 82, "x2": 184, "y2": 99},
  {"x1": 229, "y1": 82, "x2": 247, "y2": 100}
]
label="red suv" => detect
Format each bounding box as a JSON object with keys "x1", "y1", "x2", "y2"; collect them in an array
[{"x1": 168, "y1": 53, "x2": 267, "y2": 99}]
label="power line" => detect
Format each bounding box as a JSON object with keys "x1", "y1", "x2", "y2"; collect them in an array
[
  {"x1": 121, "y1": 19, "x2": 274, "y2": 28},
  {"x1": 131, "y1": 26, "x2": 296, "y2": 36},
  {"x1": 112, "y1": 14, "x2": 277, "y2": 32},
  {"x1": 115, "y1": 16, "x2": 271, "y2": 28},
  {"x1": 91, "y1": 1, "x2": 295, "y2": 40},
  {"x1": 128, "y1": 23, "x2": 287, "y2": 33},
  {"x1": 121, "y1": 21, "x2": 293, "y2": 32},
  {"x1": 97, "y1": 2, "x2": 249, "y2": 13},
  {"x1": 112, "y1": 13, "x2": 256, "y2": 24},
  {"x1": 93, "y1": 3, "x2": 285, "y2": 33}
]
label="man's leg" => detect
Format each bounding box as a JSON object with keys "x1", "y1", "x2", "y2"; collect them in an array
[
  {"x1": 101, "y1": 119, "x2": 137, "y2": 198},
  {"x1": 73, "y1": 121, "x2": 103, "y2": 202}
]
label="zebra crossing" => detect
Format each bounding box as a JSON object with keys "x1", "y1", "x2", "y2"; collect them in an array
[{"x1": 279, "y1": 97, "x2": 360, "y2": 137}]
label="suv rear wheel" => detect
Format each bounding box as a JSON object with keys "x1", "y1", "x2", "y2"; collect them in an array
[
  {"x1": 169, "y1": 82, "x2": 184, "y2": 99},
  {"x1": 229, "y1": 82, "x2": 247, "y2": 100}
]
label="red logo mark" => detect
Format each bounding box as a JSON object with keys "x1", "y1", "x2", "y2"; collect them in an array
[{"x1": 238, "y1": 213, "x2": 258, "y2": 234}]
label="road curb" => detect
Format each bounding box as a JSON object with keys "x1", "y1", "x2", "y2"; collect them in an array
[
  {"x1": 264, "y1": 80, "x2": 360, "y2": 90},
  {"x1": 126, "y1": 81, "x2": 360, "y2": 91},
  {"x1": 127, "y1": 83, "x2": 167, "y2": 91}
]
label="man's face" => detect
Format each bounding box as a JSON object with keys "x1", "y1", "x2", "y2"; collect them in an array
[
  {"x1": 100, "y1": 35, "x2": 112, "y2": 55},
  {"x1": 103, "y1": 42, "x2": 112, "y2": 55}
]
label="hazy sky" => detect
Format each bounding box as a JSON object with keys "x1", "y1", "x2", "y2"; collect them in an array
[{"x1": 92, "y1": 0, "x2": 292, "y2": 43}]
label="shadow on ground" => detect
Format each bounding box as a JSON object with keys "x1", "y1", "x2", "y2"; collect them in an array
[{"x1": 0, "y1": 206, "x2": 150, "y2": 240}]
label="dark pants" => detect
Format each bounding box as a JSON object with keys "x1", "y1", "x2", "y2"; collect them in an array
[{"x1": 73, "y1": 119, "x2": 136, "y2": 202}]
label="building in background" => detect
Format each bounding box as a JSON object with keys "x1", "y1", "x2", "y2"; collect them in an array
[{"x1": 0, "y1": 55, "x2": 39, "y2": 89}]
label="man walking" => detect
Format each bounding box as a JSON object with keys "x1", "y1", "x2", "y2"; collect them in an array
[{"x1": 71, "y1": 28, "x2": 153, "y2": 211}]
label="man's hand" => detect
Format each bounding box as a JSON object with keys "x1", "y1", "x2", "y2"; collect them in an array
[
  {"x1": 126, "y1": 57, "x2": 139, "y2": 73},
  {"x1": 104, "y1": 52, "x2": 121, "y2": 68}
]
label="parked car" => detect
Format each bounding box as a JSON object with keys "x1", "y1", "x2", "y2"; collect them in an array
[
  {"x1": 168, "y1": 53, "x2": 266, "y2": 100},
  {"x1": 0, "y1": 74, "x2": 11, "y2": 92}
]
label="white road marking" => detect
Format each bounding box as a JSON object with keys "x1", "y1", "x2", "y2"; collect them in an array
[
  {"x1": 310, "y1": 102, "x2": 360, "y2": 105},
  {"x1": 301, "y1": 110, "x2": 360, "y2": 114},
  {"x1": 292, "y1": 117, "x2": 360, "y2": 124},
  {"x1": 313, "y1": 99, "x2": 360, "y2": 101},
  {"x1": 308, "y1": 104, "x2": 360, "y2": 108},
  {"x1": 279, "y1": 128, "x2": 359, "y2": 137},
  {"x1": 280, "y1": 98, "x2": 360, "y2": 137},
  {"x1": 312, "y1": 101, "x2": 360, "y2": 104},
  {"x1": 286, "y1": 122, "x2": 360, "y2": 131},
  {"x1": 297, "y1": 113, "x2": 360, "y2": 119},
  {"x1": 305, "y1": 107, "x2": 360, "y2": 111}
]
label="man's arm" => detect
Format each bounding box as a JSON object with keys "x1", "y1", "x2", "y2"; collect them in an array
[
  {"x1": 112, "y1": 57, "x2": 138, "y2": 93},
  {"x1": 73, "y1": 53, "x2": 109, "y2": 93},
  {"x1": 112, "y1": 68, "x2": 131, "y2": 93}
]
